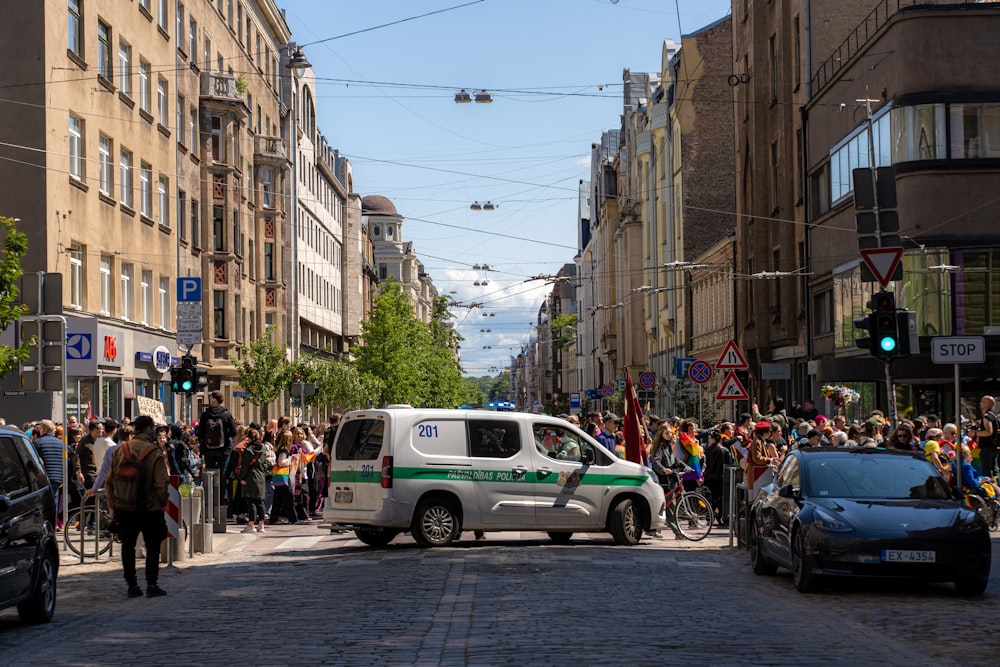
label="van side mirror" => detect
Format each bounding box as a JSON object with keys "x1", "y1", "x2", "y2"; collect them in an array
[{"x1": 581, "y1": 449, "x2": 595, "y2": 465}]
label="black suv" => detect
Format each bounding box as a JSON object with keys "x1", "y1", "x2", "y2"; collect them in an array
[{"x1": 0, "y1": 426, "x2": 58, "y2": 623}]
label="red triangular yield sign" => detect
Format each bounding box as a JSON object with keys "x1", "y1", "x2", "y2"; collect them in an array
[
  {"x1": 715, "y1": 339, "x2": 749, "y2": 369},
  {"x1": 860, "y1": 247, "x2": 903, "y2": 288},
  {"x1": 716, "y1": 371, "x2": 749, "y2": 400}
]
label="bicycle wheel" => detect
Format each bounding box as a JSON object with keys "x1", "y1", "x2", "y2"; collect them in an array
[
  {"x1": 673, "y1": 493, "x2": 714, "y2": 541},
  {"x1": 63, "y1": 507, "x2": 114, "y2": 557}
]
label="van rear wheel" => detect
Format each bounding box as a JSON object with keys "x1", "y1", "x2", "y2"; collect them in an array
[
  {"x1": 412, "y1": 499, "x2": 461, "y2": 548},
  {"x1": 354, "y1": 528, "x2": 399, "y2": 547}
]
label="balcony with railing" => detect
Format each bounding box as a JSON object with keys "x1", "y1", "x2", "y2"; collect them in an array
[
  {"x1": 200, "y1": 72, "x2": 242, "y2": 104},
  {"x1": 254, "y1": 135, "x2": 288, "y2": 164}
]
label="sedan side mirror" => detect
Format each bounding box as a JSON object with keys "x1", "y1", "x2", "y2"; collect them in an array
[{"x1": 778, "y1": 484, "x2": 799, "y2": 499}]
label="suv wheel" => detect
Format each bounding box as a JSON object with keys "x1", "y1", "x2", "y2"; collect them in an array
[{"x1": 17, "y1": 548, "x2": 57, "y2": 624}]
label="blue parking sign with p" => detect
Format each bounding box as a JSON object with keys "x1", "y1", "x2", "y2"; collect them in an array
[{"x1": 177, "y1": 277, "x2": 202, "y2": 302}]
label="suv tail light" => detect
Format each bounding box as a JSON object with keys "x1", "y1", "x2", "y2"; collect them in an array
[{"x1": 380, "y1": 455, "x2": 394, "y2": 489}]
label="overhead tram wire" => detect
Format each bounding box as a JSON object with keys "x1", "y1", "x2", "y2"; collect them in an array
[{"x1": 297, "y1": 1, "x2": 488, "y2": 48}]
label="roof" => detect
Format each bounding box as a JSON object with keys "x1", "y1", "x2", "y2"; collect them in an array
[{"x1": 361, "y1": 194, "x2": 398, "y2": 216}]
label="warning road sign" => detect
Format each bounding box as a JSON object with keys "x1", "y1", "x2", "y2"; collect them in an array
[
  {"x1": 715, "y1": 340, "x2": 748, "y2": 370},
  {"x1": 716, "y1": 371, "x2": 749, "y2": 400}
]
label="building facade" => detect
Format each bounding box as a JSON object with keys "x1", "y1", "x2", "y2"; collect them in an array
[{"x1": 804, "y1": 1, "x2": 1000, "y2": 420}]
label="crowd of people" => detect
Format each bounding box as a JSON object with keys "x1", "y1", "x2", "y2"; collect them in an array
[
  {"x1": 9, "y1": 390, "x2": 342, "y2": 598},
  {"x1": 562, "y1": 393, "x2": 1000, "y2": 532}
]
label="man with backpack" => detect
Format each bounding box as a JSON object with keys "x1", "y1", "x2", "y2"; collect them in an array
[
  {"x1": 106, "y1": 415, "x2": 169, "y2": 599},
  {"x1": 197, "y1": 390, "x2": 238, "y2": 506},
  {"x1": 971, "y1": 395, "x2": 999, "y2": 478}
]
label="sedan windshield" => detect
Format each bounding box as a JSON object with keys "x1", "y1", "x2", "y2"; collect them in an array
[{"x1": 804, "y1": 455, "x2": 951, "y2": 500}]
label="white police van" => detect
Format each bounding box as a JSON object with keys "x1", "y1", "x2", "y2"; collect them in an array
[{"x1": 323, "y1": 406, "x2": 666, "y2": 547}]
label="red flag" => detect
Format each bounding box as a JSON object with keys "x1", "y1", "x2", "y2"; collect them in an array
[{"x1": 623, "y1": 367, "x2": 648, "y2": 466}]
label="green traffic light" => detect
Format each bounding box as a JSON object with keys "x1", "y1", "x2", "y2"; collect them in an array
[
  {"x1": 879, "y1": 336, "x2": 897, "y2": 352},
  {"x1": 181, "y1": 379, "x2": 194, "y2": 391}
]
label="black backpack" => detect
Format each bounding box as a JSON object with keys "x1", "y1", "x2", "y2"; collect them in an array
[
  {"x1": 114, "y1": 443, "x2": 155, "y2": 512},
  {"x1": 203, "y1": 415, "x2": 226, "y2": 450}
]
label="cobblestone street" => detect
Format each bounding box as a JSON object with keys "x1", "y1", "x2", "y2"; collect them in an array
[{"x1": 1, "y1": 524, "x2": 997, "y2": 666}]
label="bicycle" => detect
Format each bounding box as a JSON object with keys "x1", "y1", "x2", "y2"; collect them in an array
[
  {"x1": 661, "y1": 469, "x2": 715, "y2": 541},
  {"x1": 64, "y1": 501, "x2": 118, "y2": 557}
]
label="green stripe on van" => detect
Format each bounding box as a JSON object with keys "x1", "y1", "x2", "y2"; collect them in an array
[{"x1": 330, "y1": 467, "x2": 648, "y2": 487}]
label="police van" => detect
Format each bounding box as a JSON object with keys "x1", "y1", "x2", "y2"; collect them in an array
[{"x1": 323, "y1": 406, "x2": 666, "y2": 547}]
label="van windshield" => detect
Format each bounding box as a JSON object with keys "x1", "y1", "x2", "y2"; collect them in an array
[{"x1": 335, "y1": 419, "x2": 385, "y2": 461}]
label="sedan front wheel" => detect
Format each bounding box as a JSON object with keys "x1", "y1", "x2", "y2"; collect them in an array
[{"x1": 792, "y1": 530, "x2": 823, "y2": 594}]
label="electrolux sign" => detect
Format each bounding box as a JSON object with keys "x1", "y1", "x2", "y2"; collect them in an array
[{"x1": 66, "y1": 317, "x2": 98, "y2": 376}]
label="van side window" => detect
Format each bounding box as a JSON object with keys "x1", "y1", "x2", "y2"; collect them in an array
[
  {"x1": 468, "y1": 420, "x2": 521, "y2": 459},
  {"x1": 0, "y1": 437, "x2": 31, "y2": 500},
  {"x1": 334, "y1": 419, "x2": 385, "y2": 461}
]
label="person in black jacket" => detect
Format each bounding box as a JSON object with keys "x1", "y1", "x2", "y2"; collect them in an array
[
  {"x1": 197, "y1": 391, "x2": 238, "y2": 506},
  {"x1": 704, "y1": 426, "x2": 734, "y2": 526}
]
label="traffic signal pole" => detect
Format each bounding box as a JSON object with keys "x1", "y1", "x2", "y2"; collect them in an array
[{"x1": 884, "y1": 360, "x2": 898, "y2": 428}]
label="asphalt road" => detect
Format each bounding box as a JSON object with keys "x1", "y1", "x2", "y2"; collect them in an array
[{"x1": 1, "y1": 524, "x2": 997, "y2": 666}]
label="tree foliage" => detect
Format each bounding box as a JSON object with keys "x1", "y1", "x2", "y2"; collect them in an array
[
  {"x1": 353, "y1": 280, "x2": 469, "y2": 408},
  {"x1": 551, "y1": 313, "x2": 577, "y2": 351},
  {"x1": 291, "y1": 353, "x2": 382, "y2": 414},
  {"x1": 229, "y1": 326, "x2": 288, "y2": 421},
  {"x1": 0, "y1": 216, "x2": 30, "y2": 378}
]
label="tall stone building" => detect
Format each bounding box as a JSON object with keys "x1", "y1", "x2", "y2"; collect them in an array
[
  {"x1": 732, "y1": 0, "x2": 880, "y2": 405},
  {"x1": 0, "y1": 0, "x2": 293, "y2": 423}
]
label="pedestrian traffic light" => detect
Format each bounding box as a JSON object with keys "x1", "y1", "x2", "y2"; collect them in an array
[{"x1": 171, "y1": 354, "x2": 197, "y2": 394}]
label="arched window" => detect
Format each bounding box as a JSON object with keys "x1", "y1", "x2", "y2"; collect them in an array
[
  {"x1": 373, "y1": 225, "x2": 380, "y2": 237},
  {"x1": 302, "y1": 85, "x2": 316, "y2": 137}
]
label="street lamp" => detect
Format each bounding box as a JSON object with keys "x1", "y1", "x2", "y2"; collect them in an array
[{"x1": 470, "y1": 201, "x2": 482, "y2": 211}]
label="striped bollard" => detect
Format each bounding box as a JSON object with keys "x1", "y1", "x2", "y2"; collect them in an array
[{"x1": 166, "y1": 475, "x2": 181, "y2": 539}]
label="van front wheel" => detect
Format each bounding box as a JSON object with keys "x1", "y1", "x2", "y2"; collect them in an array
[
  {"x1": 412, "y1": 500, "x2": 461, "y2": 548},
  {"x1": 609, "y1": 498, "x2": 643, "y2": 546}
]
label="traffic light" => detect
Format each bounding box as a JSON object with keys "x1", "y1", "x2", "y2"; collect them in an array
[
  {"x1": 196, "y1": 366, "x2": 209, "y2": 390},
  {"x1": 171, "y1": 354, "x2": 197, "y2": 394}
]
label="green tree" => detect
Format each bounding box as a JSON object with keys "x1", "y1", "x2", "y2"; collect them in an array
[
  {"x1": 0, "y1": 216, "x2": 30, "y2": 377},
  {"x1": 354, "y1": 280, "x2": 430, "y2": 406},
  {"x1": 488, "y1": 370, "x2": 511, "y2": 402},
  {"x1": 551, "y1": 313, "x2": 577, "y2": 350},
  {"x1": 229, "y1": 326, "x2": 288, "y2": 422},
  {"x1": 293, "y1": 354, "x2": 382, "y2": 415}
]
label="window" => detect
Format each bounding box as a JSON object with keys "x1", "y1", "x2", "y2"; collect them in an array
[
  {"x1": 469, "y1": 420, "x2": 521, "y2": 458},
  {"x1": 248, "y1": 239, "x2": 255, "y2": 279},
  {"x1": 157, "y1": 0, "x2": 168, "y2": 30},
  {"x1": 159, "y1": 277, "x2": 168, "y2": 327},
  {"x1": 68, "y1": 0, "x2": 82, "y2": 56},
  {"x1": 121, "y1": 263, "x2": 133, "y2": 320},
  {"x1": 119, "y1": 148, "x2": 132, "y2": 206},
  {"x1": 157, "y1": 77, "x2": 168, "y2": 126},
  {"x1": 98, "y1": 21, "x2": 112, "y2": 81},
  {"x1": 176, "y1": 95, "x2": 185, "y2": 145},
  {"x1": 812, "y1": 291, "x2": 832, "y2": 335},
  {"x1": 139, "y1": 59, "x2": 151, "y2": 112},
  {"x1": 213, "y1": 290, "x2": 225, "y2": 338},
  {"x1": 177, "y1": 189, "x2": 187, "y2": 240},
  {"x1": 238, "y1": 4, "x2": 244, "y2": 44},
  {"x1": 770, "y1": 141, "x2": 779, "y2": 211},
  {"x1": 211, "y1": 116, "x2": 222, "y2": 161},
  {"x1": 951, "y1": 103, "x2": 1000, "y2": 159},
  {"x1": 157, "y1": 175, "x2": 169, "y2": 226},
  {"x1": 0, "y1": 437, "x2": 30, "y2": 500},
  {"x1": 98, "y1": 134, "x2": 112, "y2": 195},
  {"x1": 118, "y1": 41, "x2": 131, "y2": 95},
  {"x1": 334, "y1": 419, "x2": 385, "y2": 461},
  {"x1": 190, "y1": 107, "x2": 198, "y2": 149},
  {"x1": 141, "y1": 270, "x2": 151, "y2": 324},
  {"x1": 204, "y1": 35, "x2": 211, "y2": 70},
  {"x1": 769, "y1": 34, "x2": 778, "y2": 102},
  {"x1": 261, "y1": 168, "x2": 273, "y2": 208},
  {"x1": 793, "y1": 16, "x2": 802, "y2": 90},
  {"x1": 891, "y1": 104, "x2": 946, "y2": 162},
  {"x1": 264, "y1": 241, "x2": 274, "y2": 280},
  {"x1": 69, "y1": 114, "x2": 84, "y2": 181},
  {"x1": 100, "y1": 255, "x2": 112, "y2": 315},
  {"x1": 213, "y1": 205, "x2": 224, "y2": 251},
  {"x1": 140, "y1": 162, "x2": 152, "y2": 217},
  {"x1": 190, "y1": 198, "x2": 200, "y2": 246},
  {"x1": 176, "y1": 3, "x2": 184, "y2": 49},
  {"x1": 139, "y1": 0, "x2": 150, "y2": 12},
  {"x1": 70, "y1": 243, "x2": 84, "y2": 309},
  {"x1": 189, "y1": 18, "x2": 197, "y2": 58}
]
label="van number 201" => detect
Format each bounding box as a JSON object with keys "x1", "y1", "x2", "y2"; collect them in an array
[{"x1": 417, "y1": 424, "x2": 440, "y2": 438}]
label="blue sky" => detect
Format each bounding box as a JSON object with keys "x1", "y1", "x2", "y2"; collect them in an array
[{"x1": 278, "y1": 0, "x2": 733, "y2": 376}]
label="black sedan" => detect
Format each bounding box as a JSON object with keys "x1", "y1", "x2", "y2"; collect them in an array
[{"x1": 748, "y1": 447, "x2": 991, "y2": 595}]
